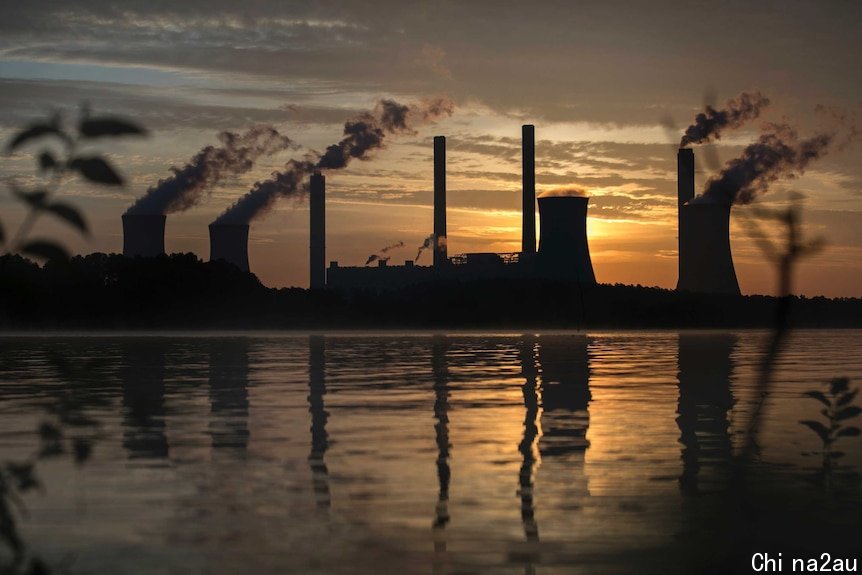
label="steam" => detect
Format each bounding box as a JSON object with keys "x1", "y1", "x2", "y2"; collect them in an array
[
  {"x1": 214, "y1": 97, "x2": 455, "y2": 225},
  {"x1": 365, "y1": 241, "x2": 404, "y2": 265},
  {"x1": 695, "y1": 122, "x2": 837, "y2": 205},
  {"x1": 414, "y1": 234, "x2": 435, "y2": 263},
  {"x1": 126, "y1": 126, "x2": 293, "y2": 215},
  {"x1": 538, "y1": 186, "x2": 587, "y2": 198},
  {"x1": 680, "y1": 92, "x2": 770, "y2": 148}
]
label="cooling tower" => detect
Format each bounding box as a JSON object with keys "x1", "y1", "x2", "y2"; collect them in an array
[
  {"x1": 677, "y1": 203, "x2": 740, "y2": 295},
  {"x1": 537, "y1": 196, "x2": 596, "y2": 284},
  {"x1": 122, "y1": 214, "x2": 166, "y2": 258},
  {"x1": 522, "y1": 125, "x2": 536, "y2": 255},
  {"x1": 433, "y1": 135, "x2": 447, "y2": 267},
  {"x1": 209, "y1": 223, "x2": 250, "y2": 272},
  {"x1": 310, "y1": 172, "x2": 326, "y2": 289}
]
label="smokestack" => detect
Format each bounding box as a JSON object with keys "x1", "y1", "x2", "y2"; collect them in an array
[
  {"x1": 208, "y1": 223, "x2": 250, "y2": 272},
  {"x1": 122, "y1": 214, "x2": 166, "y2": 258},
  {"x1": 433, "y1": 136, "x2": 447, "y2": 267},
  {"x1": 677, "y1": 148, "x2": 695, "y2": 286},
  {"x1": 537, "y1": 196, "x2": 596, "y2": 284},
  {"x1": 522, "y1": 125, "x2": 536, "y2": 254},
  {"x1": 676, "y1": 203, "x2": 740, "y2": 295},
  {"x1": 310, "y1": 172, "x2": 326, "y2": 289}
]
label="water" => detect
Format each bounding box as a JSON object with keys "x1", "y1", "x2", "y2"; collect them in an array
[{"x1": 1, "y1": 330, "x2": 860, "y2": 573}]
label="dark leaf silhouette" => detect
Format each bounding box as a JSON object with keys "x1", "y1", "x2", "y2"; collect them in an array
[
  {"x1": 12, "y1": 188, "x2": 49, "y2": 210},
  {"x1": 79, "y1": 117, "x2": 147, "y2": 138},
  {"x1": 835, "y1": 405, "x2": 862, "y2": 421},
  {"x1": 68, "y1": 156, "x2": 123, "y2": 186},
  {"x1": 0, "y1": 220, "x2": 4, "y2": 245},
  {"x1": 46, "y1": 202, "x2": 88, "y2": 236},
  {"x1": 799, "y1": 420, "x2": 829, "y2": 442},
  {"x1": 5, "y1": 463, "x2": 40, "y2": 492},
  {"x1": 836, "y1": 426, "x2": 861, "y2": 437},
  {"x1": 827, "y1": 451, "x2": 845, "y2": 459},
  {"x1": 38, "y1": 422, "x2": 61, "y2": 442},
  {"x1": 837, "y1": 389, "x2": 858, "y2": 407},
  {"x1": 803, "y1": 390, "x2": 830, "y2": 406},
  {"x1": 829, "y1": 377, "x2": 849, "y2": 395},
  {"x1": 72, "y1": 438, "x2": 92, "y2": 464},
  {"x1": 6, "y1": 122, "x2": 69, "y2": 152},
  {"x1": 21, "y1": 241, "x2": 69, "y2": 262},
  {"x1": 38, "y1": 151, "x2": 58, "y2": 172}
]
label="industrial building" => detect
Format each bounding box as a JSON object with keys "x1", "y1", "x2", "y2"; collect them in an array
[{"x1": 325, "y1": 125, "x2": 598, "y2": 292}]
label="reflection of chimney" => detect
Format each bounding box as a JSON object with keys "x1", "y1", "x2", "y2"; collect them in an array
[
  {"x1": 209, "y1": 223, "x2": 250, "y2": 272},
  {"x1": 310, "y1": 172, "x2": 326, "y2": 289},
  {"x1": 120, "y1": 340, "x2": 169, "y2": 459},
  {"x1": 677, "y1": 148, "x2": 695, "y2": 288},
  {"x1": 676, "y1": 204, "x2": 740, "y2": 295},
  {"x1": 522, "y1": 125, "x2": 536, "y2": 255},
  {"x1": 431, "y1": 336, "x2": 451, "y2": 531},
  {"x1": 433, "y1": 136, "x2": 447, "y2": 267},
  {"x1": 122, "y1": 214, "x2": 166, "y2": 258},
  {"x1": 308, "y1": 335, "x2": 331, "y2": 508},
  {"x1": 209, "y1": 339, "x2": 250, "y2": 457},
  {"x1": 537, "y1": 196, "x2": 596, "y2": 283}
]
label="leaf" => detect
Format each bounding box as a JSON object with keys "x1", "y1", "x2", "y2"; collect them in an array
[
  {"x1": 5, "y1": 463, "x2": 40, "y2": 492},
  {"x1": 46, "y1": 202, "x2": 89, "y2": 236},
  {"x1": 6, "y1": 122, "x2": 69, "y2": 152},
  {"x1": 68, "y1": 156, "x2": 123, "y2": 186},
  {"x1": 38, "y1": 422, "x2": 62, "y2": 441},
  {"x1": 827, "y1": 451, "x2": 845, "y2": 459},
  {"x1": 38, "y1": 151, "x2": 58, "y2": 171},
  {"x1": 803, "y1": 390, "x2": 830, "y2": 407},
  {"x1": 836, "y1": 405, "x2": 862, "y2": 421},
  {"x1": 830, "y1": 377, "x2": 850, "y2": 395},
  {"x1": 836, "y1": 426, "x2": 860, "y2": 437},
  {"x1": 72, "y1": 438, "x2": 93, "y2": 463},
  {"x1": 837, "y1": 388, "x2": 858, "y2": 407},
  {"x1": 11, "y1": 187, "x2": 49, "y2": 210},
  {"x1": 21, "y1": 241, "x2": 69, "y2": 262},
  {"x1": 79, "y1": 117, "x2": 147, "y2": 138},
  {"x1": 799, "y1": 420, "x2": 830, "y2": 442}
]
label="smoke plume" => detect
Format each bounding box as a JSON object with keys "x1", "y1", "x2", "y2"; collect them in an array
[
  {"x1": 214, "y1": 97, "x2": 455, "y2": 225},
  {"x1": 538, "y1": 186, "x2": 587, "y2": 198},
  {"x1": 696, "y1": 122, "x2": 836, "y2": 205},
  {"x1": 680, "y1": 92, "x2": 770, "y2": 148},
  {"x1": 365, "y1": 241, "x2": 404, "y2": 265},
  {"x1": 414, "y1": 234, "x2": 435, "y2": 262},
  {"x1": 126, "y1": 127, "x2": 293, "y2": 215}
]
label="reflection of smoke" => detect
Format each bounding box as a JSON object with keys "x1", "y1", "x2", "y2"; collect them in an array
[
  {"x1": 126, "y1": 127, "x2": 293, "y2": 215},
  {"x1": 415, "y1": 234, "x2": 435, "y2": 262},
  {"x1": 308, "y1": 335, "x2": 331, "y2": 509},
  {"x1": 214, "y1": 98, "x2": 454, "y2": 225},
  {"x1": 680, "y1": 92, "x2": 770, "y2": 147},
  {"x1": 696, "y1": 122, "x2": 836, "y2": 205},
  {"x1": 365, "y1": 241, "x2": 405, "y2": 265}
]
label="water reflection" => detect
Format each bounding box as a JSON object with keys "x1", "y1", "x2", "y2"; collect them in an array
[
  {"x1": 209, "y1": 339, "x2": 250, "y2": 459},
  {"x1": 120, "y1": 339, "x2": 169, "y2": 460},
  {"x1": 537, "y1": 335, "x2": 591, "y2": 460},
  {"x1": 676, "y1": 333, "x2": 736, "y2": 494},
  {"x1": 517, "y1": 336, "x2": 540, "y2": 544},
  {"x1": 308, "y1": 335, "x2": 331, "y2": 509}
]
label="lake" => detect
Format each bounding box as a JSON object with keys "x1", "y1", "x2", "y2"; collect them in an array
[{"x1": 1, "y1": 330, "x2": 860, "y2": 574}]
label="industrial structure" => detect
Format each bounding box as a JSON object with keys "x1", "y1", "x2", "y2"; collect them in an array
[
  {"x1": 326, "y1": 125, "x2": 598, "y2": 291},
  {"x1": 675, "y1": 149, "x2": 741, "y2": 295},
  {"x1": 209, "y1": 223, "x2": 250, "y2": 272},
  {"x1": 122, "y1": 214, "x2": 166, "y2": 258},
  {"x1": 309, "y1": 172, "x2": 326, "y2": 290}
]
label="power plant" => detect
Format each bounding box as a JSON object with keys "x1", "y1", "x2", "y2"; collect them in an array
[
  {"x1": 676, "y1": 149, "x2": 741, "y2": 295},
  {"x1": 118, "y1": 124, "x2": 742, "y2": 297}
]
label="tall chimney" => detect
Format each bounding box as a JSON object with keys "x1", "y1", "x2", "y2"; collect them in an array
[
  {"x1": 310, "y1": 172, "x2": 326, "y2": 289},
  {"x1": 122, "y1": 214, "x2": 166, "y2": 258},
  {"x1": 677, "y1": 203, "x2": 740, "y2": 295},
  {"x1": 522, "y1": 125, "x2": 536, "y2": 254},
  {"x1": 537, "y1": 196, "x2": 596, "y2": 284},
  {"x1": 677, "y1": 148, "x2": 695, "y2": 288},
  {"x1": 433, "y1": 136, "x2": 447, "y2": 267},
  {"x1": 209, "y1": 223, "x2": 250, "y2": 272}
]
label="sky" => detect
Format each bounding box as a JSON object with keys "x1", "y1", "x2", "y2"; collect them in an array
[{"x1": 0, "y1": 0, "x2": 860, "y2": 296}]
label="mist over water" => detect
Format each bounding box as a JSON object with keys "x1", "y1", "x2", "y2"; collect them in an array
[{"x1": 0, "y1": 330, "x2": 860, "y2": 573}]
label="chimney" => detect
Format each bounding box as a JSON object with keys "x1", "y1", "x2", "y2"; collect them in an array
[
  {"x1": 209, "y1": 223, "x2": 250, "y2": 272},
  {"x1": 310, "y1": 172, "x2": 326, "y2": 289},
  {"x1": 122, "y1": 214, "x2": 166, "y2": 258},
  {"x1": 676, "y1": 203, "x2": 740, "y2": 295},
  {"x1": 677, "y1": 148, "x2": 695, "y2": 287},
  {"x1": 433, "y1": 136, "x2": 447, "y2": 267},
  {"x1": 537, "y1": 196, "x2": 596, "y2": 284},
  {"x1": 522, "y1": 125, "x2": 536, "y2": 254}
]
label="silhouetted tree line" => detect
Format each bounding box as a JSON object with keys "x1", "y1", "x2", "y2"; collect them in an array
[{"x1": 1, "y1": 252, "x2": 860, "y2": 329}]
